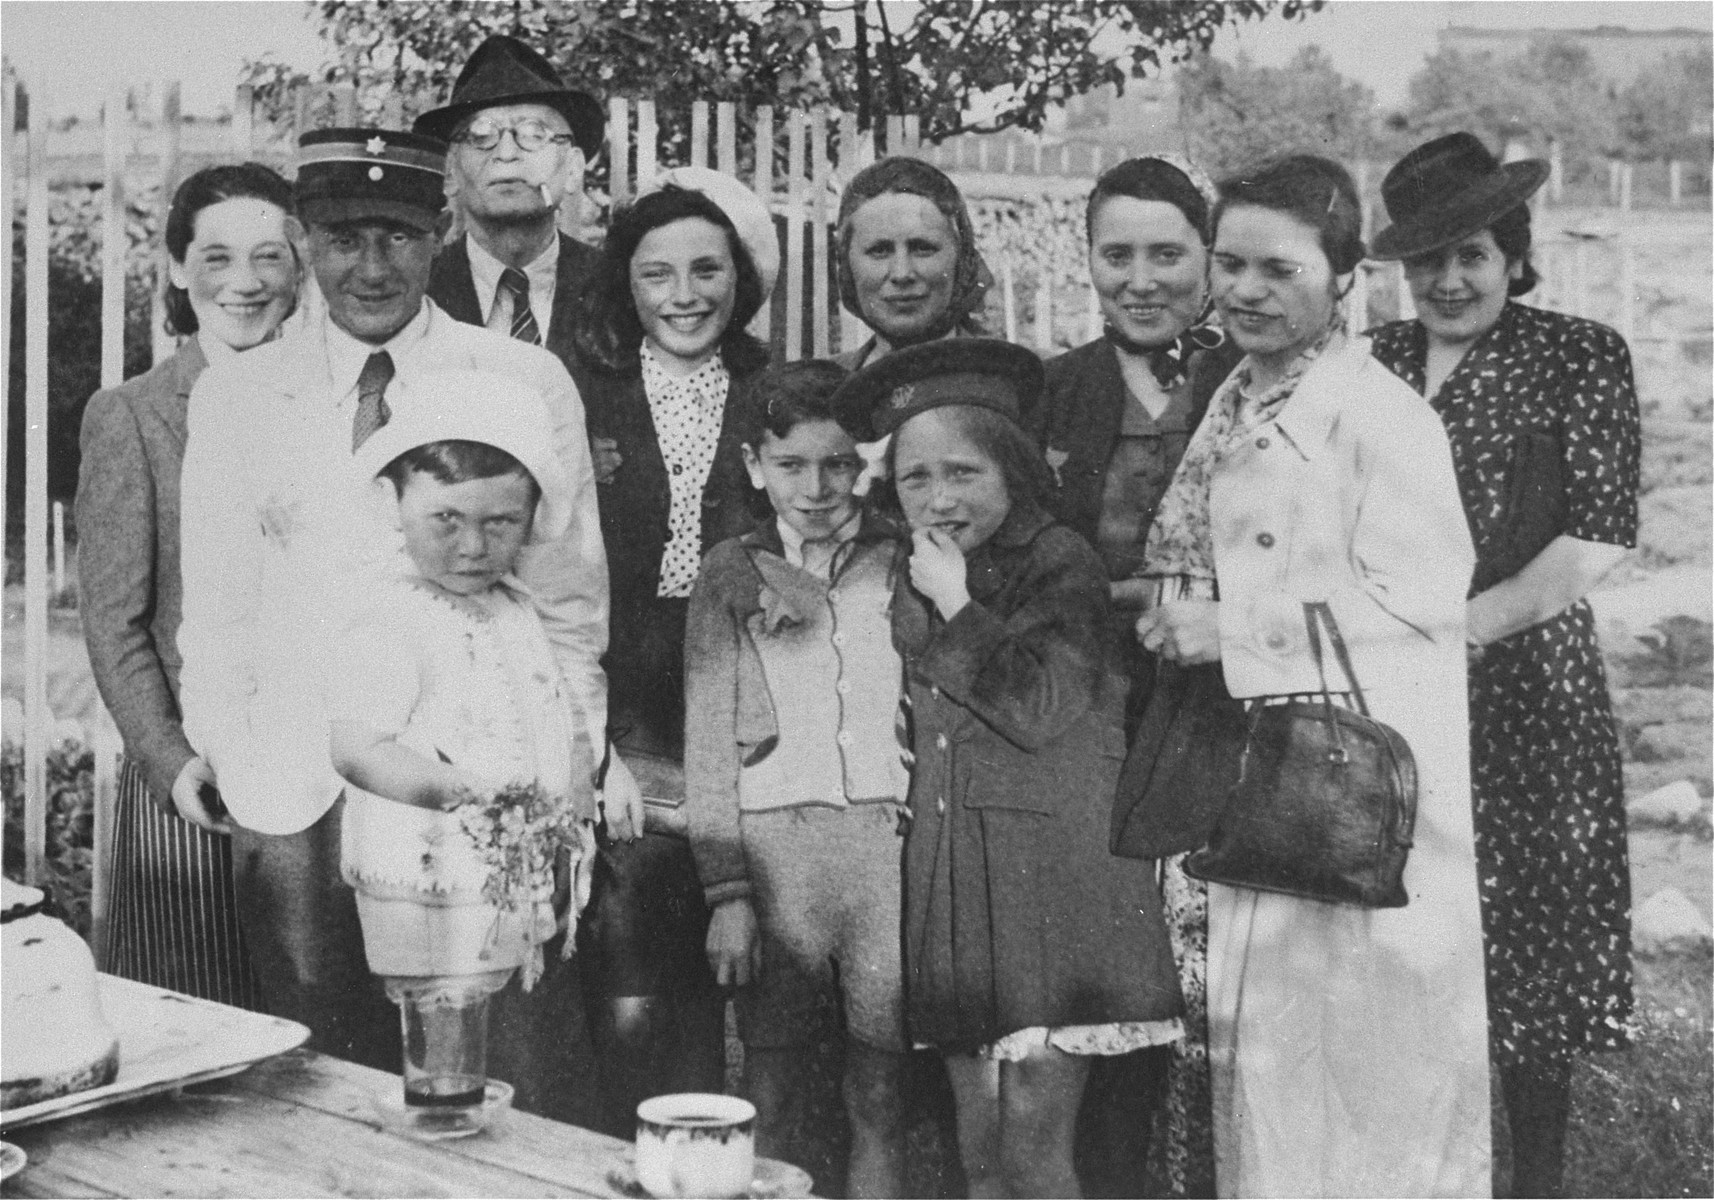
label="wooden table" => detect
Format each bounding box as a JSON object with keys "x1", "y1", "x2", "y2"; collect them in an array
[{"x1": 3, "y1": 1049, "x2": 803, "y2": 1198}]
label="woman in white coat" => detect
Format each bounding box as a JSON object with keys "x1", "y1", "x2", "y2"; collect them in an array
[{"x1": 1134, "y1": 155, "x2": 1491, "y2": 1197}]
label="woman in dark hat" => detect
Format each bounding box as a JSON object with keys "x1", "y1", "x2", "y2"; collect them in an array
[
  {"x1": 833, "y1": 157, "x2": 992, "y2": 371},
  {"x1": 1033, "y1": 153, "x2": 1240, "y2": 1199},
  {"x1": 1368, "y1": 132, "x2": 1640, "y2": 1199},
  {"x1": 567, "y1": 168, "x2": 777, "y2": 1136},
  {"x1": 76, "y1": 163, "x2": 300, "y2": 1009},
  {"x1": 831, "y1": 338, "x2": 1184, "y2": 1199}
]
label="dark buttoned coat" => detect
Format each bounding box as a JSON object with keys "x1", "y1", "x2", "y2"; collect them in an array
[{"x1": 892, "y1": 502, "x2": 1184, "y2": 1050}]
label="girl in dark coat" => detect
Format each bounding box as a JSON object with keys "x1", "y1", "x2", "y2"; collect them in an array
[{"x1": 832, "y1": 339, "x2": 1183, "y2": 1199}]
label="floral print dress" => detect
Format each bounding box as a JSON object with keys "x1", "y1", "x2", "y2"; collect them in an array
[{"x1": 1369, "y1": 302, "x2": 1639, "y2": 1064}]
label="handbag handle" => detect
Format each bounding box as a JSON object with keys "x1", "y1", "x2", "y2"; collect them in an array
[{"x1": 1303, "y1": 601, "x2": 1371, "y2": 718}]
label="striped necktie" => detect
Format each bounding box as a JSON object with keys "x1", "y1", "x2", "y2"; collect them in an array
[
  {"x1": 501, "y1": 267, "x2": 541, "y2": 346},
  {"x1": 350, "y1": 350, "x2": 394, "y2": 451}
]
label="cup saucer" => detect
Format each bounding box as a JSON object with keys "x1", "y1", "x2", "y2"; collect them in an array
[
  {"x1": 606, "y1": 1152, "x2": 813, "y2": 1199},
  {"x1": 0, "y1": 1141, "x2": 26, "y2": 1181}
]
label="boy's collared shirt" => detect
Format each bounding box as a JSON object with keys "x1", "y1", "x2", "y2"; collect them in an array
[{"x1": 775, "y1": 509, "x2": 861, "y2": 578}]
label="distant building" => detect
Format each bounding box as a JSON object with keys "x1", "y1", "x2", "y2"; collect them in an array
[{"x1": 1438, "y1": 24, "x2": 1711, "y2": 85}]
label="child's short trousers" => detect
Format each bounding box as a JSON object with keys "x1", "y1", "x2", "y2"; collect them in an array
[{"x1": 737, "y1": 802, "x2": 907, "y2": 1053}]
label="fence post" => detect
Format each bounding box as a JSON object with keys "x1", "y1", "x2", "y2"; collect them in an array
[
  {"x1": 52, "y1": 501, "x2": 66, "y2": 601},
  {"x1": 1350, "y1": 266, "x2": 1370, "y2": 333},
  {"x1": 231, "y1": 83, "x2": 253, "y2": 157},
  {"x1": 751, "y1": 105, "x2": 773, "y2": 344},
  {"x1": 716, "y1": 101, "x2": 737, "y2": 176},
  {"x1": 1619, "y1": 163, "x2": 1633, "y2": 212},
  {"x1": 902, "y1": 115, "x2": 920, "y2": 155},
  {"x1": 1084, "y1": 284, "x2": 1101, "y2": 343},
  {"x1": 1607, "y1": 159, "x2": 1621, "y2": 206},
  {"x1": 152, "y1": 80, "x2": 182, "y2": 365},
  {"x1": 1004, "y1": 141, "x2": 1016, "y2": 174},
  {"x1": 102, "y1": 87, "x2": 128, "y2": 391},
  {"x1": 24, "y1": 81, "x2": 51, "y2": 886},
  {"x1": 88, "y1": 713, "x2": 124, "y2": 967},
  {"x1": 999, "y1": 258, "x2": 1017, "y2": 343},
  {"x1": 1033, "y1": 271, "x2": 1053, "y2": 356},
  {"x1": 1, "y1": 73, "x2": 15, "y2": 556},
  {"x1": 1548, "y1": 139, "x2": 1563, "y2": 204},
  {"x1": 607, "y1": 98, "x2": 629, "y2": 204},
  {"x1": 690, "y1": 100, "x2": 709, "y2": 168},
  {"x1": 1669, "y1": 160, "x2": 1683, "y2": 206},
  {"x1": 1031, "y1": 138, "x2": 1042, "y2": 175},
  {"x1": 637, "y1": 99, "x2": 657, "y2": 184},
  {"x1": 1090, "y1": 145, "x2": 1102, "y2": 176},
  {"x1": 1617, "y1": 244, "x2": 1637, "y2": 343},
  {"x1": 332, "y1": 83, "x2": 357, "y2": 126},
  {"x1": 784, "y1": 110, "x2": 805, "y2": 360},
  {"x1": 292, "y1": 81, "x2": 312, "y2": 138},
  {"x1": 885, "y1": 115, "x2": 903, "y2": 159},
  {"x1": 1354, "y1": 161, "x2": 1371, "y2": 239},
  {"x1": 809, "y1": 108, "x2": 831, "y2": 358}
]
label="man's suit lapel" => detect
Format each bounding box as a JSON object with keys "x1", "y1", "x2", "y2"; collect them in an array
[{"x1": 428, "y1": 236, "x2": 484, "y2": 328}]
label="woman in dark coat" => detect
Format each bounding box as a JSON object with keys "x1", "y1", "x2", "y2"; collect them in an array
[
  {"x1": 76, "y1": 163, "x2": 300, "y2": 1007},
  {"x1": 833, "y1": 339, "x2": 1183, "y2": 1199},
  {"x1": 1367, "y1": 133, "x2": 1641, "y2": 1199},
  {"x1": 568, "y1": 167, "x2": 777, "y2": 1135}
]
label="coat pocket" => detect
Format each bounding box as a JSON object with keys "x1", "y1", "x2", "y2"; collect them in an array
[{"x1": 961, "y1": 748, "x2": 1056, "y2": 815}]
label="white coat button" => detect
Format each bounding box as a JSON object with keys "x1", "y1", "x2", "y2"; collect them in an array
[
  {"x1": 1256, "y1": 436, "x2": 1270, "y2": 450},
  {"x1": 936, "y1": 734, "x2": 948, "y2": 750},
  {"x1": 827, "y1": 588, "x2": 840, "y2": 601},
  {"x1": 837, "y1": 731, "x2": 853, "y2": 746},
  {"x1": 937, "y1": 797, "x2": 946, "y2": 814},
  {"x1": 1265, "y1": 632, "x2": 1290, "y2": 651},
  {"x1": 837, "y1": 680, "x2": 852, "y2": 694},
  {"x1": 930, "y1": 685, "x2": 941, "y2": 699}
]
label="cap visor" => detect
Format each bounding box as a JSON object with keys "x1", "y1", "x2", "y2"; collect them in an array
[{"x1": 298, "y1": 197, "x2": 442, "y2": 234}]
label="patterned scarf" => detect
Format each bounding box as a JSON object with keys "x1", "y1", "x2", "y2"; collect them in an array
[{"x1": 1140, "y1": 323, "x2": 1345, "y2": 581}]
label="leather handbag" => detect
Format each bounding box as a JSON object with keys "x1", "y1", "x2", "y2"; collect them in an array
[{"x1": 1183, "y1": 602, "x2": 1417, "y2": 909}]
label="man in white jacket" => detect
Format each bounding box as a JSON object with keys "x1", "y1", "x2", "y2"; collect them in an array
[{"x1": 177, "y1": 128, "x2": 640, "y2": 1109}]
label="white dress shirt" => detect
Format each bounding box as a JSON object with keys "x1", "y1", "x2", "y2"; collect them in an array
[
  {"x1": 467, "y1": 233, "x2": 558, "y2": 341},
  {"x1": 177, "y1": 298, "x2": 609, "y2": 835}
]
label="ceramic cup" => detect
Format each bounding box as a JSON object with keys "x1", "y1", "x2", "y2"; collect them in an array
[{"x1": 635, "y1": 1093, "x2": 756, "y2": 1199}]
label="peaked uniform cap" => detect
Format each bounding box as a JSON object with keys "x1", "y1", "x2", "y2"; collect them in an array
[
  {"x1": 295, "y1": 127, "x2": 447, "y2": 232},
  {"x1": 413, "y1": 34, "x2": 604, "y2": 156},
  {"x1": 830, "y1": 338, "x2": 1043, "y2": 442},
  {"x1": 1370, "y1": 132, "x2": 1548, "y2": 261}
]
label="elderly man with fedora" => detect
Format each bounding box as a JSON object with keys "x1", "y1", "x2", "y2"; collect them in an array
[
  {"x1": 177, "y1": 126, "x2": 638, "y2": 1123},
  {"x1": 417, "y1": 34, "x2": 604, "y2": 373}
]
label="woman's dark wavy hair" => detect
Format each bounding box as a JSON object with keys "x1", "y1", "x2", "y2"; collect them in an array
[
  {"x1": 572, "y1": 186, "x2": 769, "y2": 375},
  {"x1": 1488, "y1": 202, "x2": 1539, "y2": 296},
  {"x1": 1086, "y1": 158, "x2": 1211, "y2": 246},
  {"x1": 1213, "y1": 154, "x2": 1365, "y2": 276},
  {"x1": 163, "y1": 163, "x2": 296, "y2": 337}
]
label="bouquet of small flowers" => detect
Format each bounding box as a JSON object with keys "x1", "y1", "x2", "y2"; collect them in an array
[{"x1": 455, "y1": 781, "x2": 593, "y2": 990}]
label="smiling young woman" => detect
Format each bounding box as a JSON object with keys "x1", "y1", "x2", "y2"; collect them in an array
[{"x1": 566, "y1": 169, "x2": 779, "y2": 1137}]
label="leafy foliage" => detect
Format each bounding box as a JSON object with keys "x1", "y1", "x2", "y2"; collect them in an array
[
  {"x1": 1398, "y1": 36, "x2": 1621, "y2": 179},
  {"x1": 246, "y1": 0, "x2": 1316, "y2": 162},
  {"x1": 2, "y1": 738, "x2": 97, "y2": 939},
  {"x1": 1617, "y1": 48, "x2": 1714, "y2": 165},
  {"x1": 1177, "y1": 45, "x2": 1377, "y2": 178}
]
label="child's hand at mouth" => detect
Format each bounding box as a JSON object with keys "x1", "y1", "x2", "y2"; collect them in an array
[{"x1": 910, "y1": 526, "x2": 972, "y2": 620}]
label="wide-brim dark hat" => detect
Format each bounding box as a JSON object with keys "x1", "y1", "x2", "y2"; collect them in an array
[
  {"x1": 1370, "y1": 132, "x2": 1548, "y2": 261},
  {"x1": 295, "y1": 128, "x2": 447, "y2": 232},
  {"x1": 413, "y1": 34, "x2": 604, "y2": 156},
  {"x1": 830, "y1": 338, "x2": 1044, "y2": 442}
]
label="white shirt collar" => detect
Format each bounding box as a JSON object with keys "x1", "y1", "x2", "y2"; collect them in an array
[
  {"x1": 323, "y1": 301, "x2": 432, "y2": 399},
  {"x1": 466, "y1": 233, "x2": 558, "y2": 327},
  {"x1": 775, "y1": 509, "x2": 861, "y2": 573}
]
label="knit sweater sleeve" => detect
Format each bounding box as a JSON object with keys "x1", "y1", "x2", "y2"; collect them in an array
[{"x1": 683, "y1": 542, "x2": 754, "y2": 906}]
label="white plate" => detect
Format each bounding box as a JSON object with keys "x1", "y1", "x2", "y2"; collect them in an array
[{"x1": 0, "y1": 974, "x2": 309, "y2": 1130}]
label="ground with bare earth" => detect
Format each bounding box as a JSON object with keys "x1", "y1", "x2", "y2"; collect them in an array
[{"x1": 3, "y1": 203, "x2": 1709, "y2": 1196}]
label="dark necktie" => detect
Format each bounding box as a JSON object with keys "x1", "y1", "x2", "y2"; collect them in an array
[
  {"x1": 351, "y1": 350, "x2": 395, "y2": 451},
  {"x1": 501, "y1": 267, "x2": 541, "y2": 346}
]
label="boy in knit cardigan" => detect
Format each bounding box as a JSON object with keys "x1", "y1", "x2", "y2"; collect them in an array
[{"x1": 683, "y1": 360, "x2": 910, "y2": 1197}]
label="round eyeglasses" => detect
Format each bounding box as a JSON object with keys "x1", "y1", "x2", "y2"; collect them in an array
[{"x1": 456, "y1": 117, "x2": 574, "y2": 152}]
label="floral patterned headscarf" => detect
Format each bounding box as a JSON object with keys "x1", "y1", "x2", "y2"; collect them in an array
[{"x1": 835, "y1": 157, "x2": 993, "y2": 345}]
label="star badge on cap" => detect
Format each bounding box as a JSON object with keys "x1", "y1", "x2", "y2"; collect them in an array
[
  {"x1": 365, "y1": 135, "x2": 388, "y2": 155},
  {"x1": 890, "y1": 384, "x2": 916, "y2": 410}
]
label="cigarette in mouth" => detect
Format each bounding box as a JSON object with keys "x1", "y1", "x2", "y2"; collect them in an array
[{"x1": 539, "y1": 183, "x2": 554, "y2": 209}]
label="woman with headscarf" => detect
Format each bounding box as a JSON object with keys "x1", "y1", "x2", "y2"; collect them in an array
[
  {"x1": 833, "y1": 157, "x2": 992, "y2": 371},
  {"x1": 1367, "y1": 133, "x2": 1640, "y2": 1199},
  {"x1": 76, "y1": 163, "x2": 300, "y2": 1008},
  {"x1": 1127, "y1": 154, "x2": 1490, "y2": 1196},
  {"x1": 568, "y1": 166, "x2": 778, "y2": 1136}
]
